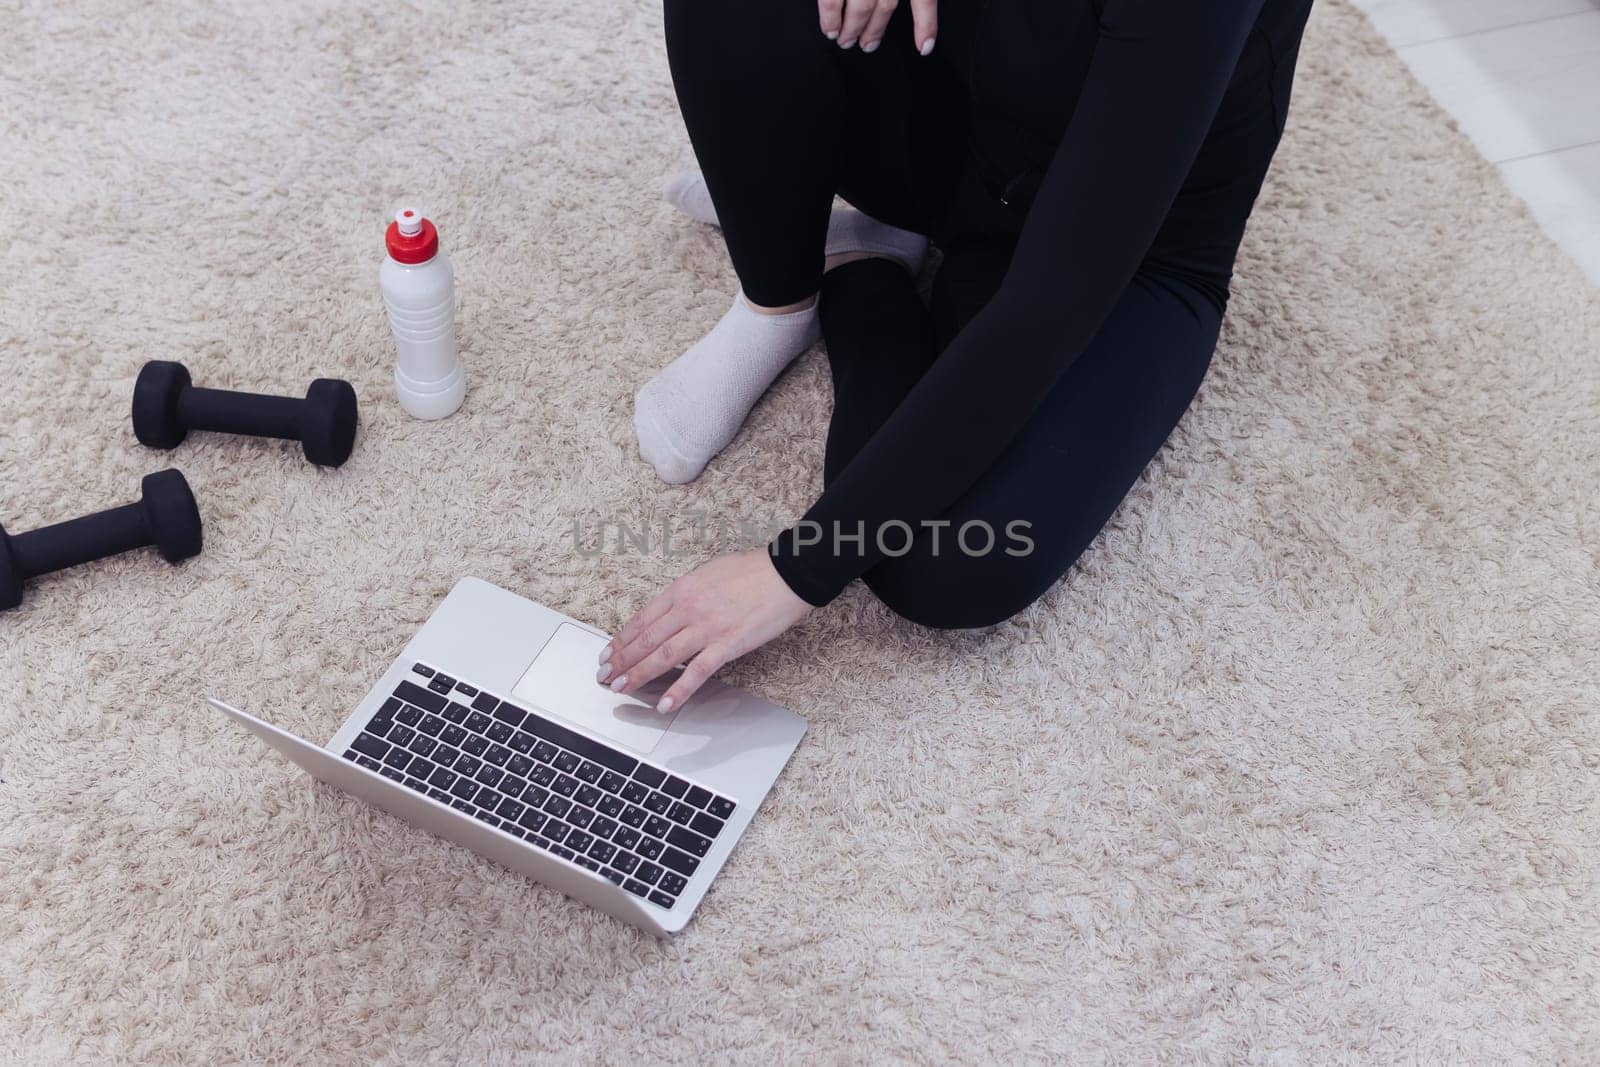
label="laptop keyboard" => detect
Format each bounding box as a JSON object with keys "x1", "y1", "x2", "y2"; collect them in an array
[{"x1": 340, "y1": 662, "x2": 738, "y2": 911}]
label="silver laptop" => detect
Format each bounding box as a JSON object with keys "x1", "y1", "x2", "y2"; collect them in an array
[{"x1": 208, "y1": 576, "x2": 807, "y2": 937}]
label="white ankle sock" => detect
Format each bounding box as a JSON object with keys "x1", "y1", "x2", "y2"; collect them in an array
[
  {"x1": 635, "y1": 293, "x2": 821, "y2": 484},
  {"x1": 662, "y1": 171, "x2": 928, "y2": 273}
]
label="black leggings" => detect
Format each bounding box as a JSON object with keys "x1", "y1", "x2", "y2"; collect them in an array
[{"x1": 665, "y1": 0, "x2": 1224, "y2": 628}]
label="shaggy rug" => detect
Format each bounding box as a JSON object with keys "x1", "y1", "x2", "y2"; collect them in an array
[{"x1": 2, "y1": 0, "x2": 1597, "y2": 1061}]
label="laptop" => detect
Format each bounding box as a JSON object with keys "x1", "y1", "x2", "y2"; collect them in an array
[{"x1": 207, "y1": 576, "x2": 807, "y2": 937}]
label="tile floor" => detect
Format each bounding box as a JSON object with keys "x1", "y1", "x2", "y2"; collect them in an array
[{"x1": 1352, "y1": 0, "x2": 1600, "y2": 283}]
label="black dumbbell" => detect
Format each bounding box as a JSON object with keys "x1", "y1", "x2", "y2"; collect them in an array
[
  {"x1": 0, "y1": 469, "x2": 203, "y2": 611},
  {"x1": 133, "y1": 360, "x2": 359, "y2": 467}
]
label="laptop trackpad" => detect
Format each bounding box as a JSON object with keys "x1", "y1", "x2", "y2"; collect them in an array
[{"x1": 510, "y1": 623, "x2": 679, "y2": 755}]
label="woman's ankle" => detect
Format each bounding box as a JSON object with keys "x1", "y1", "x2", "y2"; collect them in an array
[{"x1": 742, "y1": 292, "x2": 818, "y2": 316}]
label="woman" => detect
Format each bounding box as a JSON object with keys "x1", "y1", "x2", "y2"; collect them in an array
[{"x1": 602, "y1": 0, "x2": 1315, "y2": 712}]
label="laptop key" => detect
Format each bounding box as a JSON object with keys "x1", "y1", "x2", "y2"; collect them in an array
[
  {"x1": 485, "y1": 745, "x2": 512, "y2": 767},
  {"x1": 404, "y1": 777, "x2": 428, "y2": 793},
  {"x1": 632, "y1": 765, "x2": 667, "y2": 789},
  {"x1": 531, "y1": 765, "x2": 557, "y2": 787},
  {"x1": 428, "y1": 788, "x2": 451, "y2": 802},
  {"x1": 643, "y1": 815, "x2": 673, "y2": 839},
  {"x1": 666, "y1": 825, "x2": 712, "y2": 858},
  {"x1": 450, "y1": 779, "x2": 479, "y2": 803},
  {"x1": 612, "y1": 852, "x2": 640, "y2": 875},
  {"x1": 380, "y1": 766, "x2": 405, "y2": 782},
  {"x1": 419, "y1": 715, "x2": 446, "y2": 737},
  {"x1": 552, "y1": 775, "x2": 579, "y2": 797},
  {"x1": 413, "y1": 663, "x2": 436, "y2": 678},
  {"x1": 352, "y1": 732, "x2": 389, "y2": 760},
  {"x1": 475, "y1": 766, "x2": 504, "y2": 788},
  {"x1": 599, "y1": 771, "x2": 628, "y2": 794},
  {"x1": 431, "y1": 746, "x2": 459, "y2": 770},
  {"x1": 507, "y1": 731, "x2": 534, "y2": 755},
  {"x1": 461, "y1": 734, "x2": 489, "y2": 756},
  {"x1": 600, "y1": 867, "x2": 626, "y2": 886},
  {"x1": 500, "y1": 774, "x2": 528, "y2": 798},
  {"x1": 660, "y1": 847, "x2": 700, "y2": 877},
  {"x1": 451, "y1": 799, "x2": 474, "y2": 814},
  {"x1": 597, "y1": 795, "x2": 625, "y2": 818},
  {"x1": 441, "y1": 725, "x2": 467, "y2": 747},
  {"x1": 388, "y1": 725, "x2": 416, "y2": 747},
  {"x1": 532, "y1": 741, "x2": 560, "y2": 764},
  {"x1": 658, "y1": 872, "x2": 688, "y2": 896},
  {"x1": 691, "y1": 812, "x2": 725, "y2": 838},
  {"x1": 394, "y1": 681, "x2": 446, "y2": 714},
  {"x1": 575, "y1": 761, "x2": 603, "y2": 784},
  {"x1": 519, "y1": 809, "x2": 548, "y2": 834},
  {"x1": 590, "y1": 817, "x2": 619, "y2": 840},
  {"x1": 524, "y1": 785, "x2": 550, "y2": 809},
  {"x1": 637, "y1": 837, "x2": 664, "y2": 861},
  {"x1": 621, "y1": 781, "x2": 650, "y2": 803},
  {"x1": 473, "y1": 811, "x2": 500, "y2": 827},
  {"x1": 642, "y1": 792, "x2": 671, "y2": 815},
  {"x1": 464, "y1": 710, "x2": 493, "y2": 734},
  {"x1": 429, "y1": 677, "x2": 455, "y2": 697},
  {"x1": 441, "y1": 702, "x2": 469, "y2": 725},
  {"x1": 383, "y1": 747, "x2": 412, "y2": 770},
  {"x1": 589, "y1": 840, "x2": 617, "y2": 865},
  {"x1": 623, "y1": 879, "x2": 651, "y2": 898},
  {"x1": 395, "y1": 705, "x2": 422, "y2": 727},
  {"x1": 575, "y1": 785, "x2": 603, "y2": 809},
  {"x1": 685, "y1": 785, "x2": 713, "y2": 809},
  {"x1": 485, "y1": 722, "x2": 513, "y2": 744},
  {"x1": 636, "y1": 862, "x2": 663, "y2": 885},
  {"x1": 497, "y1": 798, "x2": 525, "y2": 822},
  {"x1": 357, "y1": 755, "x2": 383, "y2": 772},
  {"x1": 454, "y1": 755, "x2": 483, "y2": 779},
  {"x1": 612, "y1": 827, "x2": 641, "y2": 850},
  {"x1": 544, "y1": 822, "x2": 570, "y2": 844},
  {"x1": 407, "y1": 735, "x2": 437, "y2": 758},
  {"x1": 471, "y1": 691, "x2": 500, "y2": 715},
  {"x1": 661, "y1": 775, "x2": 689, "y2": 799},
  {"x1": 343, "y1": 749, "x2": 358, "y2": 761},
  {"x1": 429, "y1": 768, "x2": 458, "y2": 790},
  {"x1": 576, "y1": 856, "x2": 601, "y2": 873},
  {"x1": 552, "y1": 751, "x2": 581, "y2": 773},
  {"x1": 649, "y1": 891, "x2": 676, "y2": 909},
  {"x1": 566, "y1": 830, "x2": 594, "y2": 853},
  {"x1": 455, "y1": 682, "x2": 479, "y2": 698},
  {"x1": 507, "y1": 754, "x2": 534, "y2": 778},
  {"x1": 667, "y1": 802, "x2": 696, "y2": 825},
  {"x1": 544, "y1": 795, "x2": 572, "y2": 818},
  {"x1": 619, "y1": 805, "x2": 647, "y2": 829},
  {"x1": 407, "y1": 756, "x2": 437, "y2": 780},
  {"x1": 567, "y1": 807, "x2": 595, "y2": 830},
  {"x1": 504, "y1": 826, "x2": 525, "y2": 839},
  {"x1": 492, "y1": 702, "x2": 525, "y2": 728}
]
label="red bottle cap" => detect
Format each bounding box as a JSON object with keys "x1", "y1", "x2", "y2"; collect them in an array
[{"x1": 386, "y1": 207, "x2": 439, "y2": 264}]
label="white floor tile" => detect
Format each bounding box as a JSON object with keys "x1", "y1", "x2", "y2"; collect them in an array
[
  {"x1": 1396, "y1": 11, "x2": 1600, "y2": 161},
  {"x1": 1499, "y1": 142, "x2": 1600, "y2": 284},
  {"x1": 1358, "y1": 0, "x2": 1597, "y2": 47}
]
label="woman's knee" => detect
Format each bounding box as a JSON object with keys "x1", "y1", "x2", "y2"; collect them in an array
[{"x1": 862, "y1": 542, "x2": 1066, "y2": 630}]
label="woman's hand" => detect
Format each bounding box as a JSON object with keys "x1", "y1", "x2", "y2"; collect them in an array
[
  {"x1": 818, "y1": 0, "x2": 937, "y2": 56},
  {"x1": 599, "y1": 549, "x2": 814, "y2": 713}
]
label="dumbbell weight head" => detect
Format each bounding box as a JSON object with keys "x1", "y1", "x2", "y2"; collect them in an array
[
  {"x1": 0, "y1": 525, "x2": 20, "y2": 610},
  {"x1": 131, "y1": 359, "x2": 193, "y2": 450},
  {"x1": 140, "y1": 468, "x2": 205, "y2": 563},
  {"x1": 301, "y1": 378, "x2": 360, "y2": 468}
]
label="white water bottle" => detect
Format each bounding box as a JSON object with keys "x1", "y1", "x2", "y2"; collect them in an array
[{"x1": 382, "y1": 206, "x2": 465, "y2": 419}]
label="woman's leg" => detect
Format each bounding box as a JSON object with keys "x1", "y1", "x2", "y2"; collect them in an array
[
  {"x1": 835, "y1": 269, "x2": 1222, "y2": 629},
  {"x1": 641, "y1": 0, "x2": 958, "y2": 484}
]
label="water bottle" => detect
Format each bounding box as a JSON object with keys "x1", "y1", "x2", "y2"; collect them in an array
[{"x1": 382, "y1": 206, "x2": 465, "y2": 420}]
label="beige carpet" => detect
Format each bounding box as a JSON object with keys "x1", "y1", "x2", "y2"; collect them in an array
[{"x1": 3, "y1": 0, "x2": 1598, "y2": 1061}]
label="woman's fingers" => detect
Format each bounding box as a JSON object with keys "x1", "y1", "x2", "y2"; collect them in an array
[
  {"x1": 858, "y1": 0, "x2": 898, "y2": 52},
  {"x1": 607, "y1": 592, "x2": 673, "y2": 663},
  {"x1": 909, "y1": 0, "x2": 937, "y2": 54},
  {"x1": 657, "y1": 645, "x2": 731, "y2": 714},
  {"x1": 837, "y1": 0, "x2": 878, "y2": 49},
  {"x1": 617, "y1": 627, "x2": 708, "y2": 696},
  {"x1": 602, "y1": 607, "x2": 686, "y2": 687},
  {"x1": 817, "y1": 0, "x2": 844, "y2": 40}
]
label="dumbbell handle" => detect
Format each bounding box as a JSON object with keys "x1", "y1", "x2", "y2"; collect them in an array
[
  {"x1": 179, "y1": 386, "x2": 304, "y2": 442},
  {"x1": 8, "y1": 502, "x2": 153, "y2": 579}
]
